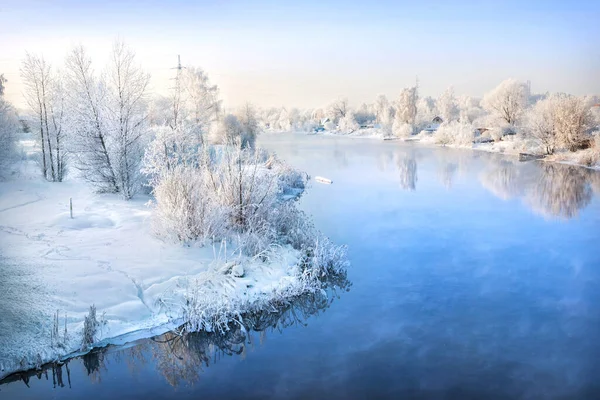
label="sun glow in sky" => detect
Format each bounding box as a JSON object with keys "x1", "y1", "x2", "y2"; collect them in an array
[{"x1": 1, "y1": 0, "x2": 599, "y2": 109}]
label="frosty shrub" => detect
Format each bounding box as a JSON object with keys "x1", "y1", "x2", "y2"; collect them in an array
[
  {"x1": 148, "y1": 142, "x2": 314, "y2": 256},
  {"x1": 434, "y1": 122, "x2": 475, "y2": 146},
  {"x1": 434, "y1": 125, "x2": 452, "y2": 145},
  {"x1": 392, "y1": 120, "x2": 413, "y2": 138},
  {"x1": 152, "y1": 164, "x2": 227, "y2": 244}
]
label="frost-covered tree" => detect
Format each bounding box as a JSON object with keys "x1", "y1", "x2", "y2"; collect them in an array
[
  {"x1": 181, "y1": 66, "x2": 221, "y2": 133},
  {"x1": 0, "y1": 87, "x2": 18, "y2": 179},
  {"x1": 482, "y1": 79, "x2": 528, "y2": 126},
  {"x1": 327, "y1": 98, "x2": 348, "y2": 123},
  {"x1": 277, "y1": 107, "x2": 291, "y2": 131},
  {"x1": 374, "y1": 95, "x2": 390, "y2": 125},
  {"x1": 65, "y1": 42, "x2": 150, "y2": 198},
  {"x1": 236, "y1": 103, "x2": 260, "y2": 148},
  {"x1": 354, "y1": 103, "x2": 375, "y2": 125},
  {"x1": 458, "y1": 96, "x2": 485, "y2": 124},
  {"x1": 394, "y1": 87, "x2": 418, "y2": 127},
  {"x1": 21, "y1": 53, "x2": 67, "y2": 181},
  {"x1": 338, "y1": 112, "x2": 359, "y2": 133},
  {"x1": 526, "y1": 94, "x2": 559, "y2": 155},
  {"x1": 437, "y1": 86, "x2": 458, "y2": 123},
  {"x1": 210, "y1": 114, "x2": 243, "y2": 145},
  {"x1": 392, "y1": 87, "x2": 418, "y2": 136},
  {"x1": 553, "y1": 95, "x2": 592, "y2": 152},
  {"x1": 416, "y1": 96, "x2": 438, "y2": 126},
  {"x1": 526, "y1": 93, "x2": 592, "y2": 153},
  {"x1": 0, "y1": 74, "x2": 6, "y2": 96},
  {"x1": 66, "y1": 45, "x2": 118, "y2": 193},
  {"x1": 105, "y1": 41, "x2": 151, "y2": 199}
]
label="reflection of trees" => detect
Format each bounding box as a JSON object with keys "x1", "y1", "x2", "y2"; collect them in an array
[
  {"x1": 526, "y1": 164, "x2": 593, "y2": 219},
  {"x1": 590, "y1": 171, "x2": 600, "y2": 195},
  {"x1": 150, "y1": 270, "x2": 351, "y2": 387},
  {"x1": 333, "y1": 147, "x2": 348, "y2": 168},
  {"x1": 479, "y1": 160, "x2": 523, "y2": 200},
  {"x1": 438, "y1": 162, "x2": 458, "y2": 189},
  {"x1": 0, "y1": 359, "x2": 73, "y2": 389},
  {"x1": 480, "y1": 159, "x2": 595, "y2": 219},
  {"x1": 1, "y1": 271, "x2": 351, "y2": 390},
  {"x1": 396, "y1": 153, "x2": 418, "y2": 191}
]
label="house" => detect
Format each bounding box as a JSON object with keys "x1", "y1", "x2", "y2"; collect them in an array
[
  {"x1": 424, "y1": 116, "x2": 443, "y2": 133},
  {"x1": 474, "y1": 127, "x2": 489, "y2": 137}
]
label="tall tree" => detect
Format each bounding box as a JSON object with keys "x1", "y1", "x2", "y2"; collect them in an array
[
  {"x1": 21, "y1": 53, "x2": 66, "y2": 181},
  {"x1": 65, "y1": 45, "x2": 118, "y2": 193}
]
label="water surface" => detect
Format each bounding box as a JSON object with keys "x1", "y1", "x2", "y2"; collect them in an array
[{"x1": 2, "y1": 134, "x2": 600, "y2": 399}]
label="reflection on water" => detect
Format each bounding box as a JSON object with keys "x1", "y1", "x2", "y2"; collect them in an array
[
  {"x1": 480, "y1": 160, "x2": 597, "y2": 219},
  {"x1": 396, "y1": 153, "x2": 418, "y2": 191},
  {"x1": 1, "y1": 270, "x2": 351, "y2": 390}
]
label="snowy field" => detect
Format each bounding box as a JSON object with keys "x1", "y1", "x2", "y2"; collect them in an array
[{"x1": 0, "y1": 161, "x2": 304, "y2": 379}]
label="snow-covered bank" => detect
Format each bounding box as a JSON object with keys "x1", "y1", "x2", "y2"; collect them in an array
[
  {"x1": 298, "y1": 128, "x2": 600, "y2": 170},
  {"x1": 0, "y1": 160, "x2": 347, "y2": 380}
]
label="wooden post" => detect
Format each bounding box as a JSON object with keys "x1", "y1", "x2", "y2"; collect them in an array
[{"x1": 69, "y1": 198, "x2": 73, "y2": 219}]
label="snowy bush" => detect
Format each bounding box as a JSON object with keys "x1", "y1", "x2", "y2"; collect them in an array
[
  {"x1": 392, "y1": 120, "x2": 413, "y2": 138},
  {"x1": 433, "y1": 122, "x2": 475, "y2": 146},
  {"x1": 149, "y1": 143, "x2": 312, "y2": 256},
  {"x1": 152, "y1": 164, "x2": 227, "y2": 244}
]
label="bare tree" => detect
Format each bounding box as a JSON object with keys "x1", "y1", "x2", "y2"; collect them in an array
[
  {"x1": 65, "y1": 45, "x2": 118, "y2": 193},
  {"x1": 105, "y1": 40, "x2": 150, "y2": 199},
  {"x1": 21, "y1": 53, "x2": 67, "y2": 181}
]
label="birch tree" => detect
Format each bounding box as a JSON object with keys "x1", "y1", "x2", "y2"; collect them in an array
[
  {"x1": 105, "y1": 41, "x2": 150, "y2": 199},
  {"x1": 65, "y1": 45, "x2": 118, "y2": 193},
  {"x1": 21, "y1": 53, "x2": 67, "y2": 181}
]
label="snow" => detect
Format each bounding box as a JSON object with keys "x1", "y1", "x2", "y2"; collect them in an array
[{"x1": 0, "y1": 160, "x2": 307, "y2": 379}]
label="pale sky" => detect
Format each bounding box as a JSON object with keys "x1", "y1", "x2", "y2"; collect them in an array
[{"x1": 1, "y1": 0, "x2": 599, "y2": 110}]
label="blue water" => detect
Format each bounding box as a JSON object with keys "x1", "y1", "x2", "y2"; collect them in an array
[{"x1": 2, "y1": 134, "x2": 600, "y2": 399}]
